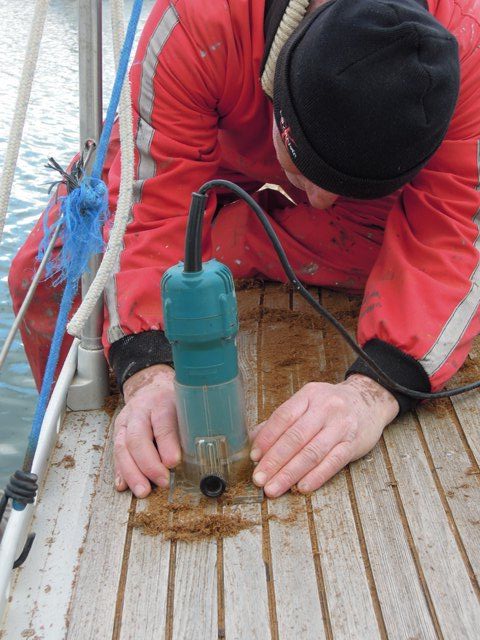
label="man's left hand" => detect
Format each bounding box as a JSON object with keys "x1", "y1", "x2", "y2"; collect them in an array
[{"x1": 250, "y1": 374, "x2": 399, "y2": 497}]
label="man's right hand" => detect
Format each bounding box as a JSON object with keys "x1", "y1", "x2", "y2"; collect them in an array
[{"x1": 113, "y1": 364, "x2": 181, "y2": 498}]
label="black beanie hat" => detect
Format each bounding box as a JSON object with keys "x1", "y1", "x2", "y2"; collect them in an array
[{"x1": 273, "y1": 0, "x2": 460, "y2": 199}]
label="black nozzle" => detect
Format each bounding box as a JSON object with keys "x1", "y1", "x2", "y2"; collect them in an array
[{"x1": 200, "y1": 474, "x2": 226, "y2": 498}]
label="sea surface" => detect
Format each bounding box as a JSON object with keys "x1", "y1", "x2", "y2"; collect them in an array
[{"x1": 0, "y1": 0, "x2": 155, "y2": 485}]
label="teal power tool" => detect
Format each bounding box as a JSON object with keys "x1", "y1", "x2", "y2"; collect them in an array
[{"x1": 162, "y1": 192, "x2": 250, "y2": 499}]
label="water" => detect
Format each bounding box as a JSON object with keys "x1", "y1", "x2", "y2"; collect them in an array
[{"x1": 0, "y1": 0, "x2": 155, "y2": 485}]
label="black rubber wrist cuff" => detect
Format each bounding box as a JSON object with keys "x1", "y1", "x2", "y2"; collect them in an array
[
  {"x1": 109, "y1": 330, "x2": 173, "y2": 393},
  {"x1": 345, "y1": 339, "x2": 431, "y2": 414}
]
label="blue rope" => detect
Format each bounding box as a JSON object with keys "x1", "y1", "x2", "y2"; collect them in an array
[
  {"x1": 92, "y1": 0, "x2": 144, "y2": 180},
  {"x1": 13, "y1": 0, "x2": 144, "y2": 511},
  {"x1": 23, "y1": 278, "x2": 78, "y2": 471}
]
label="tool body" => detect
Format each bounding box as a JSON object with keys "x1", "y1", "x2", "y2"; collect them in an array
[{"x1": 162, "y1": 240, "x2": 249, "y2": 497}]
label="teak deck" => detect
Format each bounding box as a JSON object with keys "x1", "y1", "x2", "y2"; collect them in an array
[{"x1": 3, "y1": 285, "x2": 480, "y2": 639}]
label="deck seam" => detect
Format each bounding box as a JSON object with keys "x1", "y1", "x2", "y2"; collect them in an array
[
  {"x1": 288, "y1": 288, "x2": 294, "y2": 311},
  {"x1": 111, "y1": 497, "x2": 136, "y2": 640},
  {"x1": 217, "y1": 534, "x2": 225, "y2": 639},
  {"x1": 257, "y1": 285, "x2": 280, "y2": 638},
  {"x1": 413, "y1": 413, "x2": 480, "y2": 599},
  {"x1": 261, "y1": 501, "x2": 279, "y2": 640},
  {"x1": 305, "y1": 496, "x2": 334, "y2": 640},
  {"x1": 165, "y1": 541, "x2": 177, "y2": 640},
  {"x1": 257, "y1": 284, "x2": 266, "y2": 412},
  {"x1": 380, "y1": 436, "x2": 444, "y2": 639},
  {"x1": 345, "y1": 466, "x2": 388, "y2": 640}
]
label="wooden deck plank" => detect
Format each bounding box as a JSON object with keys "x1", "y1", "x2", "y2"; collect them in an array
[
  {"x1": 2, "y1": 410, "x2": 110, "y2": 640},
  {"x1": 311, "y1": 472, "x2": 382, "y2": 640},
  {"x1": 452, "y1": 393, "x2": 480, "y2": 470},
  {"x1": 258, "y1": 284, "x2": 295, "y2": 415},
  {"x1": 384, "y1": 412, "x2": 480, "y2": 638},
  {"x1": 237, "y1": 285, "x2": 263, "y2": 453},
  {"x1": 66, "y1": 409, "x2": 133, "y2": 640},
  {"x1": 223, "y1": 503, "x2": 269, "y2": 640},
  {"x1": 171, "y1": 508, "x2": 218, "y2": 640},
  {"x1": 222, "y1": 286, "x2": 271, "y2": 640},
  {"x1": 416, "y1": 401, "x2": 480, "y2": 587},
  {"x1": 262, "y1": 287, "x2": 326, "y2": 639},
  {"x1": 320, "y1": 289, "x2": 438, "y2": 639},
  {"x1": 304, "y1": 290, "x2": 381, "y2": 639},
  {"x1": 351, "y1": 447, "x2": 438, "y2": 640},
  {"x1": 266, "y1": 494, "x2": 326, "y2": 639},
  {"x1": 451, "y1": 344, "x2": 480, "y2": 469},
  {"x1": 117, "y1": 498, "x2": 171, "y2": 640}
]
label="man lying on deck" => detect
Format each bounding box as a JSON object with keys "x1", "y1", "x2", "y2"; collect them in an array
[{"x1": 9, "y1": 0, "x2": 479, "y2": 499}]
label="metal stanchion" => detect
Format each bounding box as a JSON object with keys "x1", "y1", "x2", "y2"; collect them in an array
[{"x1": 67, "y1": 0, "x2": 109, "y2": 410}]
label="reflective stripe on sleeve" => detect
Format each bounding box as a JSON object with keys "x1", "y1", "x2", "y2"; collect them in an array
[{"x1": 420, "y1": 140, "x2": 480, "y2": 376}]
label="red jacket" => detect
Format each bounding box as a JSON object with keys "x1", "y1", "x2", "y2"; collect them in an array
[{"x1": 105, "y1": 0, "x2": 480, "y2": 407}]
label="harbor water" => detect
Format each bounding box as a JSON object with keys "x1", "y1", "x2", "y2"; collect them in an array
[{"x1": 0, "y1": 0, "x2": 154, "y2": 485}]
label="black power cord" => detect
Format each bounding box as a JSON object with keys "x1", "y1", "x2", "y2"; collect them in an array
[{"x1": 185, "y1": 179, "x2": 480, "y2": 400}]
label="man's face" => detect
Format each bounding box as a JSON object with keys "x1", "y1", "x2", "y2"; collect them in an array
[{"x1": 272, "y1": 120, "x2": 338, "y2": 210}]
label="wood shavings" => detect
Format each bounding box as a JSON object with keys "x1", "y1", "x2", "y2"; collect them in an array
[
  {"x1": 234, "y1": 278, "x2": 264, "y2": 291},
  {"x1": 52, "y1": 454, "x2": 75, "y2": 469},
  {"x1": 133, "y1": 488, "x2": 258, "y2": 542},
  {"x1": 133, "y1": 482, "x2": 305, "y2": 543},
  {"x1": 466, "y1": 466, "x2": 480, "y2": 476},
  {"x1": 103, "y1": 393, "x2": 121, "y2": 417}
]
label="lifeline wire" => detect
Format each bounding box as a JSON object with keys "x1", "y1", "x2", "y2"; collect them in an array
[{"x1": 193, "y1": 180, "x2": 480, "y2": 400}]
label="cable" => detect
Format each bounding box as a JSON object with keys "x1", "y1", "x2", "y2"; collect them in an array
[
  {"x1": 184, "y1": 192, "x2": 208, "y2": 272},
  {"x1": 188, "y1": 179, "x2": 480, "y2": 400}
]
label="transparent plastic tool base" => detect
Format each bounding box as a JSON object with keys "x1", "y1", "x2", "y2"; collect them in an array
[
  {"x1": 168, "y1": 467, "x2": 264, "y2": 506},
  {"x1": 171, "y1": 375, "x2": 263, "y2": 503}
]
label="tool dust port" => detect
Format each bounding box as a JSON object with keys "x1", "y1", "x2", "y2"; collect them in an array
[
  {"x1": 196, "y1": 436, "x2": 228, "y2": 497},
  {"x1": 200, "y1": 474, "x2": 226, "y2": 498}
]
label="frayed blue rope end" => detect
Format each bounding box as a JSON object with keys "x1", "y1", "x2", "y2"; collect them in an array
[{"x1": 38, "y1": 177, "x2": 109, "y2": 284}]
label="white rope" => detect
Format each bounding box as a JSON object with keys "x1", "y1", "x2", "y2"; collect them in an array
[
  {"x1": 0, "y1": 0, "x2": 50, "y2": 244},
  {"x1": 261, "y1": 0, "x2": 310, "y2": 99},
  {"x1": 68, "y1": 0, "x2": 307, "y2": 335},
  {"x1": 67, "y1": 0, "x2": 135, "y2": 337}
]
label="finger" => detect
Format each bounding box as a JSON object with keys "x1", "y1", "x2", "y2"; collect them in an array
[
  {"x1": 114, "y1": 474, "x2": 128, "y2": 492},
  {"x1": 248, "y1": 420, "x2": 266, "y2": 446},
  {"x1": 262, "y1": 426, "x2": 342, "y2": 497},
  {"x1": 114, "y1": 427, "x2": 153, "y2": 498},
  {"x1": 252, "y1": 414, "x2": 326, "y2": 485},
  {"x1": 151, "y1": 402, "x2": 181, "y2": 468},
  {"x1": 251, "y1": 392, "x2": 309, "y2": 460},
  {"x1": 297, "y1": 442, "x2": 352, "y2": 493},
  {"x1": 113, "y1": 413, "x2": 129, "y2": 491},
  {"x1": 125, "y1": 415, "x2": 170, "y2": 488},
  {"x1": 113, "y1": 408, "x2": 128, "y2": 438}
]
